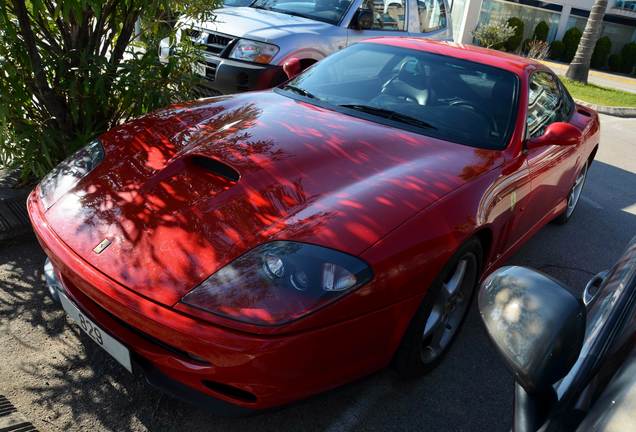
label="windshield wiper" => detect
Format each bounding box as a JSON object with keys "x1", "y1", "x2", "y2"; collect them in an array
[
  {"x1": 282, "y1": 84, "x2": 318, "y2": 100},
  {"x1": 338, "y1": 104, "x2": 437, "y2": 130}
]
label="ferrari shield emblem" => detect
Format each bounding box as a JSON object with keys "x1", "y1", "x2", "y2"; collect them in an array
[{"x1": 93, "y1": 239, "x2": 112, "y2": 254}]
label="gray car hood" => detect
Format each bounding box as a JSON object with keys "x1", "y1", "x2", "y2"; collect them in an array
[{"x1": 184, "y1": 7, "x2": 335, "y2": 43}]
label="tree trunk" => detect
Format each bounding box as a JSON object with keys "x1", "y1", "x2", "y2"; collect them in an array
[{"x1": 566, "y1": 0, "x2": 608, "y2": 84}]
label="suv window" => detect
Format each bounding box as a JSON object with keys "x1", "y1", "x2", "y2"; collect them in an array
[
  {"x1": 418, "y1": 0, "x2": 447, "y2": 32},
  {"x1": 364, "y1": 0, "x2": 407, "y2": 31},
  {"x1": 527, "y1": 72, "x2": 566, "y2": 138}
]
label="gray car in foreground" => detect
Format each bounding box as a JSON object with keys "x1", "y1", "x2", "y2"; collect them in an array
[
  {"x1": 480, "y1": 236, "x2": 636, "y2": 431},
  {"x1": 160, "y1": 0, "x2": 452, "y2": 95}
]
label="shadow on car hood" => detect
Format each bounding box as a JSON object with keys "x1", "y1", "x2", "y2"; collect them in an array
[{"x1": 44, "y1": 92, "x2": 502, "y2": 306}]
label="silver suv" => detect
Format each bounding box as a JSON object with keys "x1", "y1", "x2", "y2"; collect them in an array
[{"x1": 160, "y1": 0, "x2": 452, "y2": 95}]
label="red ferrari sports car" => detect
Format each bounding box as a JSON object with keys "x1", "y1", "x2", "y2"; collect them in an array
[{"x1": 29, "y1": 38, "x2": 600, "y2": 413}]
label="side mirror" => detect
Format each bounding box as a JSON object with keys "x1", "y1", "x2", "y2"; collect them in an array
[
  {"x1": 527, "y1": 122, "x2": 582, "y2": 149},
  {"x1": 351, "y1": 8, "x2": 374, "y2": 30},
  {"x1": 283, "y1": 58, "x2": 302, "y2": 80},
  {"x1": 479, "y1": 266, "x2": 586, "y2": 393},
  {"x1": 479, "y1": 266, "x2": 586, "y2": 431}
]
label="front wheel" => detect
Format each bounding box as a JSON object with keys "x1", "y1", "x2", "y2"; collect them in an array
[
  {"x1": 554, "y1": 161, "x2": 588, "y2": 225},
  {"x1": 393, "y1": 238, "x2": 482, "y2": 377}
]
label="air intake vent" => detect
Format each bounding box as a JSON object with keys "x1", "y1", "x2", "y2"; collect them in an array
[
  {"x1": 202, "y1": 380, "x2": 257, "y2": 403},
  {"x1": 190, "y1": 156, "x2": 240, "y2": 182}
]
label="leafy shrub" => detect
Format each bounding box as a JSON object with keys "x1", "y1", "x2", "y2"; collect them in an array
[
  {"x1": 505, "y1": 17, "x2": 525, "y2": 52},
  {"x1": 608, "y1": 54, "x2": 622, "y2": 72},
  {"x1": 591, "y1": 36, "x2": 612, "y2": 69},
  {"x1": 621, "y1": 42, "x2": 636, "y2": 74},
  {"x1": 527, "y1": 40, "x2": 550, "y2": 60},
  {"x1": 0, "y1": 1, "x2": 221, "y2": 182},
  {"x1": 473, "y1": 20, "x2": 516, "y2": 49},
  {"x1": 533, "y1": 21, "x2": 550, "y2": 42},
  {"x1": 562, "y1": 27, "x2": 583, "y2": 62},
  {"x1": 550, "y1": 40, "x2": 566, "y2": 60}
]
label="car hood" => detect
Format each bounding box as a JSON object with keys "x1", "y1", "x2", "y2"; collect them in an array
[
  {"x1": 45, "y1": 92, "x2": 502, "y2": 306},
  {"x1": 184, "y1": 7, "x2": 334, "y2": 43}
]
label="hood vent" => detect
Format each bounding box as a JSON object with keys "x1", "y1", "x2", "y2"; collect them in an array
[{"x1": 189, "y1": 155, "x2": 240, "y2": 182}]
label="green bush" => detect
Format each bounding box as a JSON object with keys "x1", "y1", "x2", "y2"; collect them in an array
[
  {"x1": 562, "y1": 27, "x2": 583, "y2": 62},
  {"x1": 0, "y1": 0, "x2": 221, "y2": 182},
  {"x1": 505, "y1": 17, "x2": 525, "y2": 52},
  {"x1": 608, "y1": 54, "x2": 622, "y2": 72},
  {"x1": 533, "y1": 21, "x2": 550, "y2": 42},
  {"x1": 621, "y1": 42, "x2": 636, "y2": 74},
  {"x1": 591, "y1": 36, "x2": 612, "y2": 69},
  {"x1": 549, "y1": 40, "x2": 565, "y2": 60},
  {"x1": 472, "y1": 20, "x2": 516, "y2": 50}
]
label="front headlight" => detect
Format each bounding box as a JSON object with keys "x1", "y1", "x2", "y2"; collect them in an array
[
  {"x1": 39, "y1": 140, "x2": 104, "y2": 210},
  {"x1": 181, "y1": 241, "x2": 373, "y2": 325},
  {"x1": 228, "y1": 39, "x2": 279, "y2": 64}
]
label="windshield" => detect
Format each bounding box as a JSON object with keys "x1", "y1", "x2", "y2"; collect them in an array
[
  {"x1": 279, "y1": 43, "x2": 519, "y2": 150},
  {"x1": 251, "y1": 0, "x2": 354, "y2": 25},
  {"x1": 225, "y1": 0, "x2": 253, "y2": 5}
]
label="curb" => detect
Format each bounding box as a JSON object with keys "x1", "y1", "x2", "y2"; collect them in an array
[
  {"x1": 0, "y1": 169, "x2": 33, "y2": 242},
  {"x1": 574, "y1": 99, "x2": 636, "y2": 118},
  {"x1": 0, "y1": 189, "x2": 32, "y2": 242}
]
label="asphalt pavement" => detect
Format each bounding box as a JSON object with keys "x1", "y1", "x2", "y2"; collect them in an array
[{"x1": 0, "y1": 114, "x2": 635, "y2": 432}]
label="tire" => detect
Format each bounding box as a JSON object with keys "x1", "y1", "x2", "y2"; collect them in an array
[
  {"x1": 554, "y1": 161, "x2": 588, "y2": 225},
  {"x1": 393, "y1": 238, "x2": 483, "y2": 378}
]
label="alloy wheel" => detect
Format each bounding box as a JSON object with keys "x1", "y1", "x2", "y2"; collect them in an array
[
  {"x1": 421, "y1": 253, "x2": 478, "y2": 364},
  {"x1": 566, "y1": 162, "x2": 588, "y2": 219}
]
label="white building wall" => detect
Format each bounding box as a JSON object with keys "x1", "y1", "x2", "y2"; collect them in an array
[{"x1": 454, "y1": 0, "x2": 636, "y2": 50}]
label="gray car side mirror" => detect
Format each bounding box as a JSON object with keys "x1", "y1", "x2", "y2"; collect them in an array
[{"x1": 479, "y1": 266, "x2": 586, "y2": 431}]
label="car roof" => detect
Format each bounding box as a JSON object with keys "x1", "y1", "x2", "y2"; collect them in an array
[{"x1": 365, "y1": 37, "x2": 543, "y2": 76}]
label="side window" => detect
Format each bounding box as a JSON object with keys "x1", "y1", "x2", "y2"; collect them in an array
[
  {"x1": 559, "y1": 80, "x2": 575, "y2": 120},
  {"x1": 418, "y1": 0, "x2": 447, "y2": 33},
  {"x1": 527, "y1": 72, "x2": 564, "y2": 138},
  {"x1": 362, "y1": 0, "x2": 406, "y2": 31}
]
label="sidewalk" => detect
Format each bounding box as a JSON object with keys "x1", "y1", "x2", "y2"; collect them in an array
[{"x1": 541, "y1": 60, "x2": 636, "y2": 94}]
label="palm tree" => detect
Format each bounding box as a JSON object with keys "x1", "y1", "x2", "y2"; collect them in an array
[{"x1": 566, "y1": 0, "x2": 608, "y2": 83}]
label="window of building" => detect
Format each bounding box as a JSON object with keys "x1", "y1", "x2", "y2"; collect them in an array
[{"x1": 478, "y1": 0, "x2": 560, "y2": 44}]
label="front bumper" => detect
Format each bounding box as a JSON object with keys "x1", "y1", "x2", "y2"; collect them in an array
[
  {"x1": 44, "y1": 260, "x2": 253, "y2": 415},
  {"x1": 28, "y1": 192, "x2": 417, "y2": 412},
  {"x1": 197, "y1": 55, "x2": 287, "y2": 96}
]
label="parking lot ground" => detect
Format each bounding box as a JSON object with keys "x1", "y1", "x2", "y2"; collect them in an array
[{"x1": 1, "y1": 114, "x2": 635, "y2": 432}]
